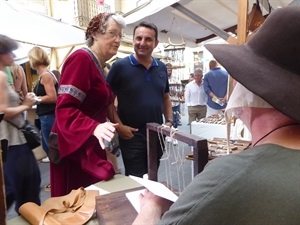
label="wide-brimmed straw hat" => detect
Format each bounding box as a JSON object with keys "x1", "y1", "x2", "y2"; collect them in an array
[{"x1": 205, "y1": 6, "x2": 300, "y2": 123}]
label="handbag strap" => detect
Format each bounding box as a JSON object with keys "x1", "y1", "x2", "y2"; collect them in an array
[
  {"x1": 4, "y1": 119, "x2": 21, "y2": 129},
  {"x1": 49, "y1": 70, "x2": 58, "y2": 83},
  {"x1": 35, "y1": 70, "x2": 58, "y2": 95}
]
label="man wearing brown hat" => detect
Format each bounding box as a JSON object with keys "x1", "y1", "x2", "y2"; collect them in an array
[{"x1": 132, "y1": 6, "x2": 300, "y2": 225}]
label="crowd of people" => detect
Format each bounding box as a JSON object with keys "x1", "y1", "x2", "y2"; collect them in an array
[{"x1": 1, "y1": 5, "x2": 299, "y2": 225}]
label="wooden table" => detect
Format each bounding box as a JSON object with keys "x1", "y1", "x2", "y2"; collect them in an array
[
  {"x1": 7, "y1": 175, "x2": 142, "y2": 225},
  {"x1": 96, "y1": 187, "x2": 144, "y2": 225},
  {"x1": 191, "y1": 121, "x2": 227, "y2": 140}
]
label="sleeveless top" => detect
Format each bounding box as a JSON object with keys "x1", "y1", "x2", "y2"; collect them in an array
[
  {"x1": 0, "y1": 83, "x2": 26, "y2": 146},
  {"x1": 33, "y1": 71, "x2": 58, "y2": 116}
]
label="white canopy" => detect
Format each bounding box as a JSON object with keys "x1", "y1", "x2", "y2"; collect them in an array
[
  {"x1": 123, "y1": 0, "x2": 295, "y2": 47},
  {"x1": 0, "y1": 0, "x2": 85, "y2": 49},
  {"x1": 13, "y1": 43, "x2": 36, "y2": 64},
  {"x1": 0, "y1": 0, "x2": 87, "y2": 69}
]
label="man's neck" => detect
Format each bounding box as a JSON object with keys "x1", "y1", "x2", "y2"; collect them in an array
[
  {"x1": 250, "y1": 111, "x2": 300, "y2": 148},
  {"x1": 195, "y1": 80, "x2": 202, "y2": 85},
  {"x1": 134, "y1": 54, "x2": 152, "y2": 69}
]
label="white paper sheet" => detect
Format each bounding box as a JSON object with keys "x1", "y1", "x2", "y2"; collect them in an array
[
  {"x1": 125, "y1": 189, "x2": 146, "y2": 213},
  {"x1": 126, "y1": 176, "x2": 179, "y2": 212},
  {"x1": 129, "y1": 176, "x2": 178, "y2": 202},
  {"x1": 85, "y1": 185, "x2": 110, "y2": 195}
]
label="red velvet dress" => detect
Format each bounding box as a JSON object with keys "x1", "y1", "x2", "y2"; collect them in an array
[{"x1": 50, "y1": 49, "x2": 115, "y2": 197}]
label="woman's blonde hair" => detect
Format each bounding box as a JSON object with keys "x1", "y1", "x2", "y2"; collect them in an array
[
  {"x1": 10, "y1": 62, "x2": 21, "y2": 80},
  {"x1": 28, "y1": 46, "x2": 50, "y2": 69}
]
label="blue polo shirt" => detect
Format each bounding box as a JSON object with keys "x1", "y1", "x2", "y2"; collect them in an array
[
  {"x1": 203, "y1": 67, "x2": 229, "y2": 110},
  {"x1": 107, "y1": 54, "x2": 169, "y2": 137}
]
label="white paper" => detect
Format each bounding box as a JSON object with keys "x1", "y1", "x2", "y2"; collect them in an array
[
  {"x1": 85, "y1": 185, "x2": 110, "y2": 195},
  {"x1": 125, "y1": 189, "x2": 146, "y2": 213},
  {"x1": 129, "y1": 176, "x2": 178, "y2": 202}
]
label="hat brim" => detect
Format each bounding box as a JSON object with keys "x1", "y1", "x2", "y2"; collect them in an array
[{"x1": 205, "y1": 44, "x2": 300, "y2": 123}]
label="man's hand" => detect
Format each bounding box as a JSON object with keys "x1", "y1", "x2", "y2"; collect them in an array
[
  {"x1": 164, "y1": 122, "x2": 173, "y2": 128},
  {"x1": 117, "y1": 124, "x2": 138, "y2": 140},
  {"x1": 133, "y1": 189, "x2": 173, "y2": 225},
  {"x1": 219, "y1": 97, "x2": 227, "y2": 104},
  {"x1": 139, "y1": 189, "x2": 173, "y2": 213}
]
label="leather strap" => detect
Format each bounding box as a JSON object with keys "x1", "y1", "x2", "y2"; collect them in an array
[{"x1": 19, "y1": 187, "x2": 99, "y2": 225}]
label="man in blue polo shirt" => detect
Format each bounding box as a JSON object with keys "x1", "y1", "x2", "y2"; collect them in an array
[
  {"x1": 107, "y1": 21, "x2": 173, "y2": 177},
  {"x1": 203, "y1": 59, "x2": 229, "y2": 117}
]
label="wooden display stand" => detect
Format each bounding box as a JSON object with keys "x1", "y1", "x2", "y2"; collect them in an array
[{"x1": 146, "y1": 122, "x2": 208, "y2": 181}]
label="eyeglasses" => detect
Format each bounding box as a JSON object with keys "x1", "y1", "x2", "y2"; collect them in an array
[{"x1": 104, "y1": 31, "x2": 123, "y2": 40}]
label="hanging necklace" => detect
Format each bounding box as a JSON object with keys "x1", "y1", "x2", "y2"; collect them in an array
[
  {"x1": 84, "y1": 47, "x2": 106, "y2": 80},
  {"x1": 89, "y1": 48, "x2": 104, "y2": 69},
  {"x1": 252, "y1": 123, "x2": 299, "y2": 147}
]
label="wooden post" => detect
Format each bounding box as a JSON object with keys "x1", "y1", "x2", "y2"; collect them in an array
[
  {"x1": 147, "y1": 128, "x2": 159, "y2": 181},
  {"x1": 237, "y1": 0, "x2": 249, "y2": 44},
  {"x1": 24, "y1": 62, "x2": 33, "y2": 92},
  {"x1": 227, "y1": 0, "x2": 249, "y2": 98},
  {"x1": 0, "y1": 113, "x2": 7, "y2": 224},
  {"x1": 47, "y1": 0, "x2": 54, "y2": 17},
  {"x1": 0, "y1": 149, "x2": 6, "y2": 225}
]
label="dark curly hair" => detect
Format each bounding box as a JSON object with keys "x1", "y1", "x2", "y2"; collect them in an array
[
  {"x1": 0, "y1": 34, "x2": 18, "y2": 55},
  {"x1": 85, "y1": 13, "x2": 125, "y2": 47}
]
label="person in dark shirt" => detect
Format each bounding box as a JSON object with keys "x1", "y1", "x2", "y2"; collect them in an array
[
  {"x1": 107, "y1": 21, "x2": 173, "y2": 177},
  {"x1": 28, "y1": 46, "x2": 58, "y2": 163}
]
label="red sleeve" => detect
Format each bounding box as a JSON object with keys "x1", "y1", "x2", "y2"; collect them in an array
[{"x1": 55, "y1": 50, "x2": 101, "y2": 159}]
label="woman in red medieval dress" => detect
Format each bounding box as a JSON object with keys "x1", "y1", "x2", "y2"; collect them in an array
[{"x1": 50, "y1": 13, "x2": 128, "y2": 197}]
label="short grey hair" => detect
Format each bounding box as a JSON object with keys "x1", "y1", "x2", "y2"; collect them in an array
[
  {"x1": 112, "y1": 14, "x2": 126, "y2": 29},
  {"x1": 194, "y1": 68, "x2": 203, "y2": 74},
  {"x1": 85, "y1": 13, "x2": 126, "y2": 47}
]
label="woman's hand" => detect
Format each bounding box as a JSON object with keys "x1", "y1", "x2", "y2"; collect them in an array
[
  {"x1": 93, "y1": 122, "x2": 118, "y2": 149},
  {"x1": 22, "y1": 93, "x2": 37, "y2": 109}
]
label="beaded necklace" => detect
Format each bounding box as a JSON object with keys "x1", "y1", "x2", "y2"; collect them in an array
[{"x1": 252, "y1": 123, "x2": 299, "y2": 147}]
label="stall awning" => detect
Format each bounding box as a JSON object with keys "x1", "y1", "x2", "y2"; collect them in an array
[
  {"x1": 0, "y1": 0, "x2": 85, "y2": 49},
  {"x1": 123, "y1": 0, "x2": 294, "y2": 47},
  {"x1": 124, "y1": 0, "x2": 179, "y2": 24}
]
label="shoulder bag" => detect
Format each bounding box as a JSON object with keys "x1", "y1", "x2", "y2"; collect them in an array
[{"x1": 6, "y1": 119, "x2": 41, "y2": 149}]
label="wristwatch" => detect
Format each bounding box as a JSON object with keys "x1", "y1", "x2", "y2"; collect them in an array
[{"x1": 165, "y1": 119, "x2": 173, "y2": 125}]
